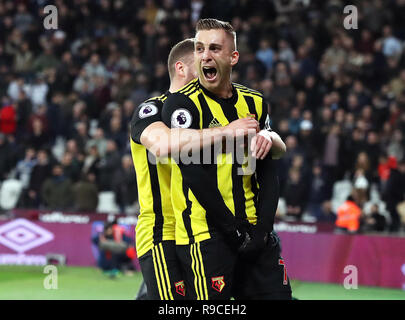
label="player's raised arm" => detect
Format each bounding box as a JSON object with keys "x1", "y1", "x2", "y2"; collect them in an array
[{"x1": 139, "y1": 116, "x2": 259, "y2": 158}]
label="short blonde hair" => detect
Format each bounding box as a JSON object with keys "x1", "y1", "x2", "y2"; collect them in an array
[{"x1": 195, "y1": 18, "x2": 237, "y2": 50}]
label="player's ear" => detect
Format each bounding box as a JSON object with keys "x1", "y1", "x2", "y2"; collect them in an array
[
  {"x1": 175, "y1": 61, "x2": 184, "y2": 77},
  {"x1": 230, "y1": 50, "x2": 239, "y2": 67}
]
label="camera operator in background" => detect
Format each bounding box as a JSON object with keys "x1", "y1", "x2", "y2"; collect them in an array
[{"x1": 92, "y1": 219, "x2": 136, "y2": 277}]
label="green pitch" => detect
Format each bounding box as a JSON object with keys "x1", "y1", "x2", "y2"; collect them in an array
[{"x1": 0, "y1": 266, "x2": 404, "y2": 300}]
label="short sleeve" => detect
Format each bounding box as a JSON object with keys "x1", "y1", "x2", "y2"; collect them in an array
[
  {"x1": 260, "y1": 99, "x2": 273, "y2": 131},
  {"x1": 130, "y1": 100, "x2": 162, "y2": 144},
  {"x1": 162, "y1": 93, "x2": 200, "y2": 130}
]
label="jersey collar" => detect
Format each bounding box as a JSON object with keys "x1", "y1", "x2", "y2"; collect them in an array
[{"x1": 197, "y1": 79, "x2": 238, "y2": 106}]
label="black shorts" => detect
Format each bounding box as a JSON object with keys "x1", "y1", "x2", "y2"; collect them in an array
[
  {"x1": 138, "y1": 240, "x2": 187, "y2": 300},
  {"x1": 176, "y1": 235, "x2": 238, "y2": 300},
  {"x1": 232, "y1": 231, "x2": 292, "y2": 300}
]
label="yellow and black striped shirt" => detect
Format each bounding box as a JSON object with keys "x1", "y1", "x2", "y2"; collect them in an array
[
  {"x1": 162, "y1": 79, "x2": 269, "y2": 245},
  {"x1": 130, "y1": 92, "x2": 175, "y2": 258}
]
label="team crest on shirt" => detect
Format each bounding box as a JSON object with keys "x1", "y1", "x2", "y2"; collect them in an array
[
  {"x1": 211, "y1": 276, "x2": 225, "y2": 292},
  {"x1": 171, "y1": 108, "x2": 192, "y2": 128},
  {"x1": 139, "y1": 103, "x2": 158, "y2": 118},
  {"x1": 175, "y1": 280, "x2": 186, "y2": 296}
]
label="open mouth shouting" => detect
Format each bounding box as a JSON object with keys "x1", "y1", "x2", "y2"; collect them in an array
[{"x1": 202, "y1": 66, "x2": 217, "y2": 82}]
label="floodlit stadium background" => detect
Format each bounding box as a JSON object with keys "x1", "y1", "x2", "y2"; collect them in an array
[{"x1": 0, "y1": 0, "x2": 405, "y2": 299}]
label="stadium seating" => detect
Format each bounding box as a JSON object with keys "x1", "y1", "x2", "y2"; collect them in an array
[
  {"x1": 331, "y1": 180, "x2": 353, "y2": 213},
  {"x1": 96, "y1": 191, "x2": 120, "y2": 214},
  {"x1": 0, "y1": 179, "x2": 23, "y2": 210}
]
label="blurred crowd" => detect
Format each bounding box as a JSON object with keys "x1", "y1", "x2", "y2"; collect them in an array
[{"x1": 0, "y1": 0, "x2": 405, "y2": 233}]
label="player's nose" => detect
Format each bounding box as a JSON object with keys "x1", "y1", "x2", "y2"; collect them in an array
[{"x1": 201, "y1": 49, "x2": 212, "y2": 61}]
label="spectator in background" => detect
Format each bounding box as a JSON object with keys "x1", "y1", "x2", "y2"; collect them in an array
[
  {"x1": 277, "y1": 39, "x2": 295, "y2": 65},
  {"x1": 389, "y1": 69, "x2": 405, "y2": 99},
  {"x1": 32, "y1": 46, "x2": 60, "y2": 73},
  {"x1": 20, "y1": 148, "x2": 52, "y2": 208},
  {"x1": 255, "y1": 38, "x2": 274, "y2": 75},
  {"x1": 317, "y1": 200, "x2": 336, "y2": 223},
  {"x1": 91, "y1": 75, "x2": 111, "y2": 119},
  {"x1": 82, "y1": 144, "x2": 101, "y2": 177},
  {"x1": 92, "y1": 220, "x2": 135, "y2": 277},
  {"x1": 378, "y1": 152, "x2": 397, "y2": 194},
  {"x1": 41, "y1": 164, "x2": 74, "y2": 210},
  {"x1": 381, "y1": 25, "x2": 403, "y2": 58},
  {"x1": 73, "y1": 172, "x2": 98, "y2": 212},
  {"x1": 26, "y1": 104, "x2": 49, "y2": 141},
  {"x1": 25, "y1": 74, "x2": 49, "y2": 108},
  {"x1": 15, "y1": 90, "x2": 33, "y2": 138},
  {"x1": 383, "y1": 158, "x2": 405, "y2": 232},
  {"x1": 335, "y1": 194, "x2": 362, "y2": 234},
  {"x1": 60, "y1": 151, "x2": 82, "y2": 183},
  {"x1": 0, "y1": 133, "x2": 13, "y2": 180},
  {"x1": 290, "y1": 153, "x2": 310, "y2": 182},
  {"x1": 352, "y1": 152, "x2": 373, "y2": 183},
  {"x1": 83, "y1": 53, "x2": 107, "y2": 80},
  {"x1": 107, "y1": 115, "x2": 127, "y2": 150},
  {"x1": 387, "y1": 128, "x2": 404, "y2": 161},
  {"x1": 363, "y1": 131, "x2": 382, "y2": 182},
  {"x1": 279, "y1": 135, "x2": 305, "y2": 193},
  {"x1": 14, "y1": 146, "x2": 37, "y2": 189},
  {"x1": 72, "y1": 121, "x2": 90, "y2": 153},
  {"x1": 298, "y1": 119, "x2": 317, "y2": 164},
  {"x1": 112, "y1": 154, "x2": 138, "y2": 214},
  {"x1": 284, "y1": 168, "x2": 308, "y2": 221},
  {"x1": 25, "y1": 117, "x2": 49, "y2": 151},
  {"x1": 11, "y1": 41, "x2": 33, "y2": 75},
  {"x1": 270, "y1": 64, "x2": 295, "y2": 111},
  {"x1": 306, "y1": 162, "x2": 329, "y2": 220},
  {"x1": 288, "y1": 107, "x2": 302, "y2": 135},
  {"x1": 121, "y1": 99, "x2": 135, "y2": 129},
  {"x1": 64, "y1": 139, "x2": 83, "y2": 162},
  {"x1": 65, "y1": 100, "x2": 88, "y2": 140},
  {"x1": 129, "y1": 72, "x2": 150, "y2": 107},
  {"x1": 320, "y1": 35, "x2": 347, "y2": 79},
  {"x1": 362, "y1": 203, "x2": 387, "y2": 232},
  {"x1": 86, "y1": 127, "x2": 108, "y2": 158},
  {"x1": 322, "y1": 124, "x2": 343, "y2": 193},
  {"x1": 356, "y1": 29, "x2": 375, "y2": 54},
  {"x1": 98, "y1": 139, "x2": 121, "y2": 191},
  {"x1": 352, "y1": 168, "x2": 370, "y2": 208},
  {"x1": 0, "y1": 102, "x2": 17, "y2": 135},
  {"x1": 14, "y1": 3, "x2": 34, "y2": 34}
]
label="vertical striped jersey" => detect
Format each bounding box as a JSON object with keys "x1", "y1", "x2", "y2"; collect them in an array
[
  {"x1": 130, "y1": 92, "x2": 175, "y2": 258},
  {"x1": 162, "y1": 79, "x2": 270, "y2": 245}
]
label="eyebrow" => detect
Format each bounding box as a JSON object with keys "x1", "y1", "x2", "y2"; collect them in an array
[{"x1": 195, "y1": 41, "x2": 223, "y2": 49}]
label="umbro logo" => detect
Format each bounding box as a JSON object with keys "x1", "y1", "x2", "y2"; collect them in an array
[
  {"x1": 209, "y1": 118, "x2": 221, "y2": 128},
  {"x1": 0, "y1": 219, "x2": 54, "y2": 253}
]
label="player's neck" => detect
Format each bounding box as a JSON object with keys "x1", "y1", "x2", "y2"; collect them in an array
[
  {"x1": 206, "y1": 81, "x2": 233, "y2": 99},
  {"x1": 169, "y1": 77, "x2": 187, "y2": 93}
]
